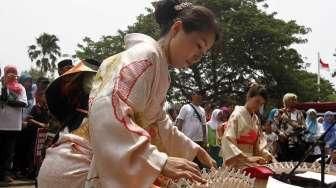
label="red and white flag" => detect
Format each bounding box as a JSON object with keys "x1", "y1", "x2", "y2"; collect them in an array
[{"x1": 320, "y1": 58, "x2": 329, "y2": 70}]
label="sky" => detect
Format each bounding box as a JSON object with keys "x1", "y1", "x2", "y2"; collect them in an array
[
  {"x1": 265, "y1": 0, "x2": 336, "y2": 85},
  {"x1": 0, "y1": 0, "x2": 335, "y2": 85}
]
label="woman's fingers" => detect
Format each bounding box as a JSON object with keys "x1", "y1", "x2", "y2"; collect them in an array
[
  {"x1": 197, "y1": 148, "x2": 215, "y2": 168},
  {"x1": 176, "y1": 171, "x2": 192, "y2": 181},
  {"x1": 183, "y1": 162, "x2": 202, "y2": 177},
  {"x1": 161, "y1": 157, "x2": 209, "y2": 184},
  {"x1": 178, "y1": 171, "x2": 205, "y2": 184},
  {"x1": 211, "y1": 159, "x2": 217, "y2": 168},
  {"x1": 186, "y1": 160, "x2": 200, "y2": 170},
  {"x1": 188, "y1": 171, "x2": 206, "y2": 184},
  {"x1": 256, "y1": 157, "x2": 267, "y2": 165}
]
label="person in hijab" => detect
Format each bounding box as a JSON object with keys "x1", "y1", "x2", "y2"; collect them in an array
[
  {"x1": 305, "y1": 109, "x2": 322, "y2": 142},
  {"x1": 216, "y1": 106, "x2": 231, "y2": 141},
  {"x1": 317, "y1": 116, "x2": 324, "y2": 125},
  {"x1": 0, "y1": 65, "x2": 27, "y2": 182},
  {"x1": 207, "y1": 109, "x2": 224, "y2": 166},
  {"x1": 315, "y1": 113, "x2": 336, "y2": 165},
  {"x1": 19, "y1": 74, "x2": 35, "y2": 111},
  {"x1": 323, "y1": 111, "x2": 336, "y2": 152},
  {"x1": 13, "y1": 74, "x2": 37, "y2": 178},
  {"x1": 304, "y1": 109, "x2": 324, "y2": 162},
  {"x1": 266, "y1": 108, "x2": 279, "y2": 131}
]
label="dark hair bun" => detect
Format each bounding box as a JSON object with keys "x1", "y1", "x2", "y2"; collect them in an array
[
  {"x1": 247, "y1": 83, "x2": 268, "y2": 101},
  {"x1": 154, "y1": 0, "x2": 181, "y2": 27}
]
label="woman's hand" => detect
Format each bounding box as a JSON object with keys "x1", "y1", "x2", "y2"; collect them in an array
[
  {"x1": 196, "y1": 147, "x2": 217, "y2": 168},
  {"x1": 247, "y1": 156, "x2": 267, "y2": 165},
  {"x1": 263, "y1": 153, "x2": 274, "y2": 163},
  {"x1": 161, "y1": 157, "x2": 206, "y2": 184}
]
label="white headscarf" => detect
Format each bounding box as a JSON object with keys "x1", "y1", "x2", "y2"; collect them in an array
[{"x1": 207, "y1": 109, "x2": 223, "y2": 130}]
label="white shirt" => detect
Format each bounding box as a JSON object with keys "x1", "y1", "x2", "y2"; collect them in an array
[
  {"x1": 290, "y1": 110, "x2": 299, "y2": 121},
  {"x1": 0, "y1": 87, "x2": 27, "y2": 131},
  {"x1": 177, "y1": 103, "x2": 206, "y2": 141}
]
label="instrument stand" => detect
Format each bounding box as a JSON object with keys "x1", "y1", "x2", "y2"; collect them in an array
[
  {"x1": 320, "y1": 140, "x2": 326, "y2": 187},
  {"x1": 274, "y1": 123, "x2": 336, "y2": 188}
]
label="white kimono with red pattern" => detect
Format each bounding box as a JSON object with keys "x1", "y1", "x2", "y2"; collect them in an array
[
  {"x1": 220, "y1": 106, "x2": 270, "y2": 169},
  {"x1": 86, "y1": 33, "x2": 200, "y2": 188}
]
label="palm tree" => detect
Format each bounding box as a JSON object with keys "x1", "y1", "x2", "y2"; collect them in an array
[{"x1": 28, "y1": 33, "x2": 61, "y2": 74}]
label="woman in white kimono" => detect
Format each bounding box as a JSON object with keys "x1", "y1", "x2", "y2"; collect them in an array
[
  {"x1": 220, "y1": 84, "x2": 273, "y2": 169},
  {"x1": 87, "y1": 0, "x2": 219, "y2": 187}
]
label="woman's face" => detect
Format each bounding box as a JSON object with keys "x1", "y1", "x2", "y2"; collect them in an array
[
  {"x1": 167, "y1": 21, "x2": 215, "y2": 68},
  {"x1": 23, "y1": 79, "x2": 33, "y2": 90},
  {"x1": 247, "y1": 96, "x2": 266, "y2": 113},
  {"x1": 222, "y1": 111, "x2": 230, "y2": 121},
  {"x1": 217, "y1": 111, "x2": 224, "y2": 122},
  {"x1": 325, "y1": 114, "x2": 335, "y2": 124},
  {"x1": 5, "y1": 71, "x2": 18, "y2": 83},
  {"x1": 37, "y1": 94, "x2": 47, "y2": 106},
  {"x1": 309, "y1": 112, "x2": 317, "y2": 120},
  {"x1": 285, "y1": 98, "x2": 297, "y2": 108},
  {"x1": 318, "y1": 117, "x2": 324, "y2": 124}
]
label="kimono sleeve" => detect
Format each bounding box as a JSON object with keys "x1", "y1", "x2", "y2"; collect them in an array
[
  {"x1": 220, "y1": 113, "x2": 243, "y2": 161},
  {"x1": 157, "y1": 111, "x2": 200, "y2": 161},
  {"x1": 89, "y1": 58, "x2": 168, "y2": 188}
]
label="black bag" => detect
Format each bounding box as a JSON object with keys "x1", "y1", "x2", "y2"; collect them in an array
[{"x1": 189, "y1": 104, "x2": 207, "y2": 143}]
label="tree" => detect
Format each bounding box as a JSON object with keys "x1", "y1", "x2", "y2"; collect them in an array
[
  {"x1": 27, "y1": 33, "x2": 61, "y2": 75},
  {"x1": 76, "y1": 31, "x2": 125, "y2": 62},
  {"x1": 75, "y1": 0, "x2": 335, "y2": 106},
  {"x1": 292, "y1": 70, "x2": 334, "y2": 102}
]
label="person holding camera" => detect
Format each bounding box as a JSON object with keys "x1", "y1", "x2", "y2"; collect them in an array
[
  {"x1": 0, "y1": 65, "x2": 27, "y2": 182},
  {"x1": 275, "y1": 93, "x2": 305, "y2": 161}
]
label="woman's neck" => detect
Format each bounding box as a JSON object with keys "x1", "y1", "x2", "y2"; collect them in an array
[
  {"x1": 285, "y1": 107, "x2": 294, "y2": 112},
  {"x1": 158, "y1": 37, "x2": 172, "y2": 66},
  {"x1": 244, "y1": 104, "x2": 254, "y2": 114}
]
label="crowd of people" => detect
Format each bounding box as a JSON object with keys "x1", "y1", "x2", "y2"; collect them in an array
[
  {"x1": 1, "y1": 0, "x2": 336, "y2": 187},
  {"x1": 0, "y1": 60, "x2": 73, "y2": 182},
  {"x1": 165, "y1": 91, "x2": 336, "y2": 170}
]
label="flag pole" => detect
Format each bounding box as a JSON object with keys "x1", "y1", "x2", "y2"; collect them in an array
[{"x1": 318, "y1": 52, "x2": 321, "y2": 101}]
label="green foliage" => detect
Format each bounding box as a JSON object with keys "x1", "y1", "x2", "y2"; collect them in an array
[
  {"x1": 76, "y1": 31, "x2": 125, "y2": 62},
  {"x1": 291, "y1": 70, "x2": 334, "y2": 102},
  {"x1": 75, "y1": 0, "x2": 335, "y2": 106}
]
